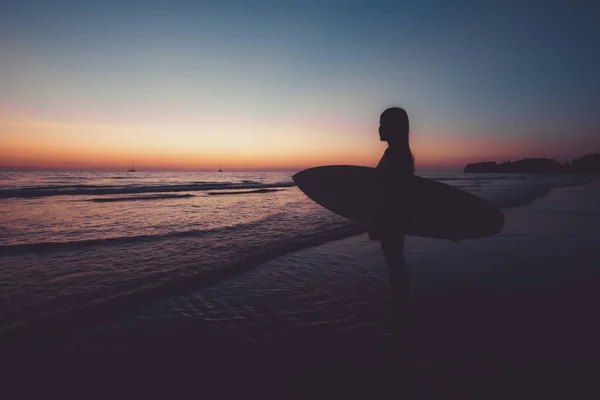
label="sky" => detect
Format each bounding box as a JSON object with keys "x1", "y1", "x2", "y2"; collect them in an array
[{"x1": 1, "y1": 0, "x2": 599, "y2": 171}]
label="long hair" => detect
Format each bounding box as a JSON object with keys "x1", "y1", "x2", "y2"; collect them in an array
[{"x1": 381, "y1": 107, "x2": 415, "y2": 174}]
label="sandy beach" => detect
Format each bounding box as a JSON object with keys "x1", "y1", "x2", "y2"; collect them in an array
[{"x1": 10, "y1": 178, "x2": 595, "y2": 394}]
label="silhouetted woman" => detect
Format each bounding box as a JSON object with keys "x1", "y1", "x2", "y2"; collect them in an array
[{"x1": 369, "y1": 107, "x2": 415, "y2": 343}]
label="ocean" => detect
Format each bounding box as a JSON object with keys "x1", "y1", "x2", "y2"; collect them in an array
[{"x1": 0, "y1": 170, "x2": 593, "y2": 340}]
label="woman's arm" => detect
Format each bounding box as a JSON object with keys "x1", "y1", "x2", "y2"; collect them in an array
[{"x1": 368, "y1": 168, "x2": 388, "y2": 240}]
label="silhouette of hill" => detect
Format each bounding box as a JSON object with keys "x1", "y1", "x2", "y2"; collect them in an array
[
  {"x1": 464, "y1": 154, "x2": 600, "y2": 174},
  {"x1": 571, "y1": 153, "x2": 600, "y2": 174}
]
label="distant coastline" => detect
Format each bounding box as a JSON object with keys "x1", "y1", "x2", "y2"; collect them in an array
[{"x1": 464, "y1": 153, "x2": 600, "y2": 174}]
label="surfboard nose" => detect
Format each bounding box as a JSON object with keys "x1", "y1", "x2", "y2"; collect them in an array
[
  {"x1": 492, "y1": 210, "x2": 505, "y2": 234},
  {"x1": 291, "y1": 171, "x2": 305, "y2": 186},
  {"x1": 292, "y1": 168, "x2": 316, "y2": 194}
]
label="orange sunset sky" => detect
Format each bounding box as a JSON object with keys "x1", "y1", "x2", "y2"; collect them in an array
[{"x1": 1, "y1": 1, "x2": 598, "y2": 172}]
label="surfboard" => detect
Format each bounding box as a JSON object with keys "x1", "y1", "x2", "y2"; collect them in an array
[{"x1": 292, "y1": 165, "x2": 504, "y2": 240}]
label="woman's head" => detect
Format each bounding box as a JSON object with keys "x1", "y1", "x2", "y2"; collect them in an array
[
  {"x1": 379, "y1": 107, "x2": 414, "y2": 172},
  {"x1": 379, "y1": 107, "x2": 409, "y2": 143}
]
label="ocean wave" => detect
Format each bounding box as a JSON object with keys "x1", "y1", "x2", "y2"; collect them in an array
[
  {"x1": 432, "y1": 175, "x2": 528, "y2": 181},
  {"x1": 206, "y1": 189, "x2": 283, "y2": 196},
  {"x1": 486, "y1": 186, "x2": 551, "y2": 209},
  {"x1": 87, "y1": 194, "x2": 196, "y2": 202},
  {"x1": 0, "y1": 224, "x2": 253, "y2": 256},
  {"x1": 0, "y1": 209, "x2": 338, "y2": 256},
  {"x1": 472, "y1": 175, "x2": 594, "y2": 209},
  {"x1": 0, "y1": 221, "x2": 364, "y2": 340},
  {"x1": 0, "y1": 181, "x2": 295, "y2": 199}
]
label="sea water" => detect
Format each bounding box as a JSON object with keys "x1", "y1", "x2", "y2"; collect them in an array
[{"x1": 0, "y1": 170, "x2": 592, "y2": 336}]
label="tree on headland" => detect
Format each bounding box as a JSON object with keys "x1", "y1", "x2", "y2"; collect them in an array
[
  {"x1": 464, "y1": 153, "x2": 600, "y2": 174},
  {"x1": 571, "y1": 153, "x2": 600, "y2": 174}
]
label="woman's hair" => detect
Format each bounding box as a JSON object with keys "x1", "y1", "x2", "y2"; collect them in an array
[{"x1": 381, "y1": 107, "x2": 415, "y2": 174}]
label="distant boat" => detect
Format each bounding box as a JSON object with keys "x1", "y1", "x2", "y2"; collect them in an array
[
  {"x1": 128, "y1": 162, "x2": 136, "y2": 172},
  {"x1": 218, "y1": 165, "x2": 223, "y2": 172}
]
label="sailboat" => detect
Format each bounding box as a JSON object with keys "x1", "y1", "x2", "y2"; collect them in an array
[
  {"x1": 128, "y1": 162, "x2": 136, "y2": 172},
  {"x1": 218, "y1": 164, "x2": 223, "y2": 172}
]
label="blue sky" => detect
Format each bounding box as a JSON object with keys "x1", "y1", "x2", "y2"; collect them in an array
[{"x1": 1, "y1": 0, "x2": 599, "y2": 170}]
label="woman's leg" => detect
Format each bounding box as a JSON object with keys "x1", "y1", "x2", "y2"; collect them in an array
[
  {"x1": 380, "y1": 234, "x2": 409, "y2": 308},
  {"x1": 380, "y1": 235, "x2": 410, "y2": 354}
]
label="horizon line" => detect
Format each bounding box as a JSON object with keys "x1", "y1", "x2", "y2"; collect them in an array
[
  {"x1": 0, "y1": 166, "x2": 464, "y2": 173},
  {"x1": 2, "y1": 153, "x2": 596, "y2": 173}
]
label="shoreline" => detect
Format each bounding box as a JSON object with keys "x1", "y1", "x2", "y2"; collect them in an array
[
  {"x1": 28, "y1": 181, "x2": 600, "y2": 338},
  {"x1": 2, "y1": 179, "x2": 599, "y2": 393},
  {"x1": 3, "y1": 179, "x2": 598, "y2": 342}
]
